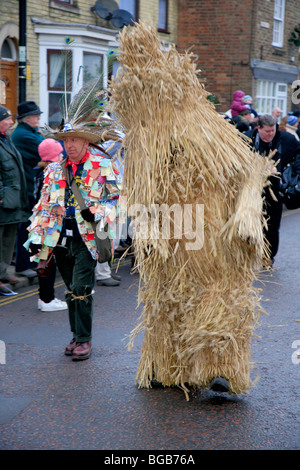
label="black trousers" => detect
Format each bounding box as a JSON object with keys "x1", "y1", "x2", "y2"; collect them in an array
[
  {"x1": 38, "y1": 260, "x2": 56, "y2": 303},
  {"x1": 55, "y1": 237, "x2": 96, "y2": 342},
  {"x1": 263, "y1": 194, "x2": 283, "y2": 260}
]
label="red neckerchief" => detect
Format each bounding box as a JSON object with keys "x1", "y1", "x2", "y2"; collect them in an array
[{"x1": 65, "y1": 151, "x2": 89, "y2": 176}]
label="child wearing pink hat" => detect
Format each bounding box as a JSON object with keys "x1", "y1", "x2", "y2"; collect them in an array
[
  {"x1": 32, "y1": 138, "x2": 67, "y2": 312},
  {"x1": 38, "y1": 138, "x2": 63, "y2": 163},
  {"x1": 34, "y1": 139, "x2": 64, "y2": 203}
]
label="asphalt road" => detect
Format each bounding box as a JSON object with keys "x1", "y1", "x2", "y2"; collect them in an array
[{"x1": 0, "y1": 209, "x2": 300, "y2": 452}]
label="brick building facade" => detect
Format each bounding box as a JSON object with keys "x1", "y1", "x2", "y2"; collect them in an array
[
  {"x1": 0, "y1": 0, "x2": 178, "y2": 124},
  {"x1": 177, "y1": 0, "x2": 300, "y2": 116},
  {"x1": 3, "y1": 0, "x2": 298, "y2": 122}
]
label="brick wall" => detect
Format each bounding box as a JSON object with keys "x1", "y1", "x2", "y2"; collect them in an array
[
  {"x1": 25, "y1": 0, "x2": 115, "y2": 103},
  {"x1": 139, "y1": 0, "x2": 178, "y2": 44},
  {"x1": 177, "y1": 0, "x2": 300, "y2": 112},
  {"x1": 0, "y1": 1, "x2": 19, "y2": 25},
  {"x1": 1, "y1": 0, "x2": 110, "y2": 104},
  {"x1": 177, "y1": 0, "x2": 255, "y2": 111},
  {"x1": 255, "y1": 0, "x2": 300, "y2": 66},
  {"x1": 0, "y1": 0, "x2": 178, "y2": 105}
]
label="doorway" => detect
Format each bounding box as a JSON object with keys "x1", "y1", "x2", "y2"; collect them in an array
[{"x1": 0, "y1": 60, "x2": 17, "y2": 118}]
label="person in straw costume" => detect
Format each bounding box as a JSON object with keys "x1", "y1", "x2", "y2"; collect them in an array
[{"x1": 109, "y1": 22, "x2": 273, "y2": 398}]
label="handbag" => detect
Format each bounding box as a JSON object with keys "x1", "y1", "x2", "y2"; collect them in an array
[
  {"x1": 62, "y1": 163, "x2": 112, "y2": 264},
  {"x1": 279, "y1": 162, "x2": 300, "y2": 210},
  {"x1": 92, "y1": 222, "x2": 113, "y2": 264},
  {"x1": 36, "y1": 251, "x2": 55, "y2": 277}
]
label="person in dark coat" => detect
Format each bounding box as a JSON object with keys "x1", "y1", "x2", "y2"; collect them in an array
[
  {"x1": 234, "y1": 108, "x2": 256, "y2": 133},
  {"x1": 11, "y1": 101, "x2": 44, "y2": 278},
  {"x1": 291, "y1": 109, "x2": 300, "y2": 139},
  {"x1": 0, "y1": 106, "x2": 29, "y2": 294},
  {"x1": 245, "y1": 114, "x2": 300, "y2": 265}
]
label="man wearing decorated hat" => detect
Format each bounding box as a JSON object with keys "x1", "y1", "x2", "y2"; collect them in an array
[{"x1": 25, "y1": 120, "x2": 120, "y2": 360}]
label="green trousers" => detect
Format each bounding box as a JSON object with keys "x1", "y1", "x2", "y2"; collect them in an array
[{"x1": 55, "y1": 237, "x2": 97, "y2": 342}]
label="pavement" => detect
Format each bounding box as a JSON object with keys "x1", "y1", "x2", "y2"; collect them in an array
[{"x1": 3, "y1": 266, "x2": 40, "y2": 293}]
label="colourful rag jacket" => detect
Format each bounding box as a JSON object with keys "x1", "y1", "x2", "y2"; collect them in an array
[{"x1": 25, "y1": 152, "x2": 120, "y2": 261}]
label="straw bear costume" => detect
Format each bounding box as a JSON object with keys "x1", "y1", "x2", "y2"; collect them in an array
[{"x1": 109, "y1": 22, "x2": 273, "y2": 398}]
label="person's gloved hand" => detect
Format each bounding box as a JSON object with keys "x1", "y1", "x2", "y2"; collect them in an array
[
  {"x1": 81, "y1": 208, "x2": 95, "y2": 222},
  {"x1": 29, "y1": 243, "x2": 42, "y2": 255}
]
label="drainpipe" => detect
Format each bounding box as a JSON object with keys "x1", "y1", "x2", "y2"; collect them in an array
[{"x1": 19, "y1": 0, "x2": 26, "y2": 102}]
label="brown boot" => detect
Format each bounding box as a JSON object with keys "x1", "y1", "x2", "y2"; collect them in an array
[
  {"x1": 72, "y1": 341, "x2": 92, "y2": 361},
  {"x1": 64, "y1": 338, "x2": 77, "y2": 356}
]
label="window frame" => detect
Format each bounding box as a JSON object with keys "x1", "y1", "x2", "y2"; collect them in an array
[
  {"x1": 34, "y1": 19, "x2": 119, "y2": 126},
  {"x1": 158, "y1": 0, "x2": 169, "y2": 33},
  {"x1": 52, "y1": 0, "x2": 74, "y2": 5},
  {"x1": 1, "y1": 38, "x2": 17, "y2": 61},
  {"x1": 47, "y1": 49, "x2": 73, "y2": 92},
  {"x1": 272, "y1": 0, "x2": 285, "y2": 48},
  {"x1": 83, "y1": 51, "x2": 104, "y2": 83},
  {"x1": 119, "y1": 0, "x2": 139, "y2": 21},
  {"x1": 256, "y1": 79, "x2": 287, "y2": 118}
]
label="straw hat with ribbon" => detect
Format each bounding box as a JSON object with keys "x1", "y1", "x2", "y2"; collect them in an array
[{"x1": 54, "y1": 122, "x2": 103, "y2": 144}]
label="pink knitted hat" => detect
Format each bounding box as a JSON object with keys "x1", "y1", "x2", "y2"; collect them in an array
[{"x1": 38, "y1": 138, "x2": 64, "y2": 162}]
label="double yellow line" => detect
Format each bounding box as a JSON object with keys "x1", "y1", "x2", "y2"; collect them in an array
[
  {"x1": 0, "y1": 280, "x2": 65, "y2": 307},
  {"x1": 0, "y1": 258, "x2": 133, "y2": 307}
]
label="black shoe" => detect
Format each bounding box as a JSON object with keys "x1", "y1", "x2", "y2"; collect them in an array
[
  {"x1": 111, "y1": 272, "x2": 121, "y2": 281},
  {"x1": 96, "y1": 277, "x2": 120, "y2": 286},
  {"x1": 150, "y1": 379, "x2": 164, "y2": 388},
  {"x1": 209, "y1": 377, "x2": 230, "y2": 393},
  {"x1": 262, "y1": 257, "x2": 275, "y2": 269}
]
